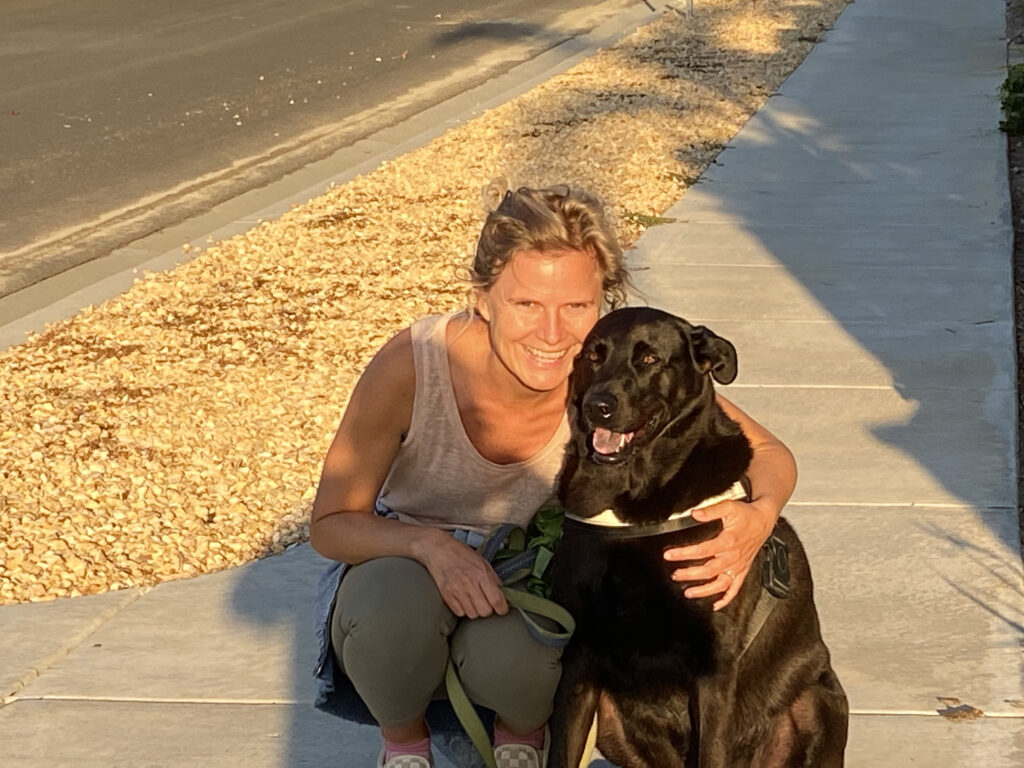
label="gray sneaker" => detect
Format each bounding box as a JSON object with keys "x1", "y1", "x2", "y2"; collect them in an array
[
  {"x1": 376, "y1": 747, "x2": 433, "y2": 768},
  {"x1": 493, "y1": 742, "x2": 546, "y2": 768}
]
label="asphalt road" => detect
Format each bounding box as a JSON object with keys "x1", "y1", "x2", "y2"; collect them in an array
[{"x1": 0, "y1": 0, "x2": 635, "y2": 295}]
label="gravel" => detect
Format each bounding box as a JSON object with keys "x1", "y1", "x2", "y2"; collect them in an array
[{"x1": 0, "y1": 0, "x2": 850, "y2": 605}]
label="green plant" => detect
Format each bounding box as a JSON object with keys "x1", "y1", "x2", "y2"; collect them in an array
[
  {"x1": 623, "y1": 211, "x2": 677, "y2": 228},
  {"x1": 492, "y1": 500, "x2": 566, "y2": 598},
  {"x1": 1000, "y1": 63, "x2": 1024, "y2": 134}
]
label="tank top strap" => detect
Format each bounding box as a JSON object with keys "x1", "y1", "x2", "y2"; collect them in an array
[{"x1": 406, "y1": 313, "x2": 461, "y2": 450}]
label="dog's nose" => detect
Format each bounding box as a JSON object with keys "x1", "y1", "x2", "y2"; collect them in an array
[{"x1": 584, "y1": 392, "x2": 618, "y2": 422}]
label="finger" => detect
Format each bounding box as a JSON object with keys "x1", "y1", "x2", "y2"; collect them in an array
[
  {"x1": 689, "y1": 500, "x2": 734, "y2": 523},
  {"x1": 444, "y1": 593, "x2": 468, "y2": 618},
  {"x1": 683, "y1": 564, "x2": 747, "y2": 600},
  {"x1": 683, "y1": 576, "x2": 731, "y2": 600},
  {"x1": 664, "y1": 540, "x2": 728, "y2": 562},
  {"x1": 481, "y1": 579, "x2": 509, "y2": 616},
  {"x1": 473, "y1": 564, "x2": 508, "y2": 615},
  {"x1": 464, "y1": 587, "x2": 496, "y2": 619},
  {"x1": 670, "y1": 563, "x2": 720, "y2": 583},
  {"x1": 713, "y1": 571, "x2": 745, "y2": 611}
]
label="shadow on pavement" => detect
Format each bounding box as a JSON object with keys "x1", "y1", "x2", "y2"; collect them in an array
[{"x1": 434, "y1": 22, "x2": 558, "y2": 47}]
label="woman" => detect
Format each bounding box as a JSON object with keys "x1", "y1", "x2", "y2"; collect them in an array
[{"x1": 310, "y1": 184, "x2": 796, "y2": 768}]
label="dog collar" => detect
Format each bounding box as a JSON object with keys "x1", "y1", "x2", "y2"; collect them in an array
[{"x1": 563, "y1": 479, "x2": 750, "y2": 535}]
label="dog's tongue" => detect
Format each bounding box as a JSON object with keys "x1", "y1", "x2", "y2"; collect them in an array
[{"x1": 592, "y1": 427, "x2": 634, "y2": 455}]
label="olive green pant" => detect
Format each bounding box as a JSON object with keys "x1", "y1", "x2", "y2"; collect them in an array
[{"x1": 331, "y1": 556, "x2": 563, "y2": 733}]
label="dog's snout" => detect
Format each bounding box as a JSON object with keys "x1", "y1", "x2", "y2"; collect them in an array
[{"x1": 584, "y1": 392, "x2": 618, "y2": 422}]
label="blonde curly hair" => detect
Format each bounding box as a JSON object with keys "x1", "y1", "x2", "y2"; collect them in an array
[{"x1": 471, "y1": 181, "x2": 631, "y2": 309}]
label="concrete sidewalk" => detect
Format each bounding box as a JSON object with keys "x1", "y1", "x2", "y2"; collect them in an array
[{"x1": 2, "y1": 0, "x2": 1022, "y2": 765}]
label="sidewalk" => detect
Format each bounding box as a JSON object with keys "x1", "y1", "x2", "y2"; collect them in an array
[{"x1": 2, "y1": 0, "x2": 1022, "y2": 765}]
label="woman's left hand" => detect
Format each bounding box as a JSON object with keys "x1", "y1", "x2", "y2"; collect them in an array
[{"x1": 663, "y1": 495, "x2": 778, "y2": 611}]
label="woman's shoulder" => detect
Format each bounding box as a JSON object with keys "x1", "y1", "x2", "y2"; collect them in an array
[
  {"x1": 358, "y1": 326, "x2": 415, "y2": 399},
  {"x1": 362, "y1": 312, "x2": 477, "y2": 397}
]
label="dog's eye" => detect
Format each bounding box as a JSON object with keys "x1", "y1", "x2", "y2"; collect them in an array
[
  {"x1": 586, "y1": 350, "x2": 600, "y2": 362},
  {"x1": 641, "y1": 353, "x2": 660, "y2": 366}
]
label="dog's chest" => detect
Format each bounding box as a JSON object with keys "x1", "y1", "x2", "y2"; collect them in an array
[{"x1": 552, "y1": 529, "x2": 721, "y2": 689}]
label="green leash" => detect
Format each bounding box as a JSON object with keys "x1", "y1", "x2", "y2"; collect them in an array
[{"x1": 445, "y1": 520, "x2": 575, "y2": 768}]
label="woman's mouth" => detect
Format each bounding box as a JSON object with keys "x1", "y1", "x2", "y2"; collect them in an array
[{"x1": 525, "y1": 346, "x2": 569, "y2": 365}]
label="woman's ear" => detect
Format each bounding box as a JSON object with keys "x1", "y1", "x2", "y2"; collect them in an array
[{"x1": 474, "y1": 289, "x2": 492, "y2": 322}]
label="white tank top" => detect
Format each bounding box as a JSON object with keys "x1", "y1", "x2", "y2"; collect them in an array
[{"x1": 377, "y1": 313, "x2": 569, "y2": 534}]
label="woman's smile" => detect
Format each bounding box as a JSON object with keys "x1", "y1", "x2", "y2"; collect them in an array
[
  {"x1": 524, "y1": 345, "x2": 571, "y2": 364},
  {"x1": 475, "y1": 247, "x2": 603, "y2": 393}
]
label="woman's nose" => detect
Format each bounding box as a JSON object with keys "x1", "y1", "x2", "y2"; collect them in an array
[{"x1": 538, "y1": 309, "x2": 563, "y2": 344}]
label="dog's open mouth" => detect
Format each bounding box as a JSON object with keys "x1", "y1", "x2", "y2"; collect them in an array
[{"x1": 589, "y1": 421, "x2": 651, "y2": 464}]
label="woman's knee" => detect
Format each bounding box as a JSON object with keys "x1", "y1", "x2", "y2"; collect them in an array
[
  {"x1": 450, "y1": 610, "x2": 563, "y2": 733},
  {"x1": 331, "y1": 558, "x2": 456, "y2": 728},
  {"x1": 334, "y1": 557, "x2": 453, "y2": 642}
]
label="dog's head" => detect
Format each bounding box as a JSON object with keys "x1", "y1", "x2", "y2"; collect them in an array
[{"x1": 568, "y1": 307, "x2": 738, "y2": 466}]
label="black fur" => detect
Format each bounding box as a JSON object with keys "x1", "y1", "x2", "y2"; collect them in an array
[{"x1": 548, "y1": 307, "x2": 848, "y2": 768}]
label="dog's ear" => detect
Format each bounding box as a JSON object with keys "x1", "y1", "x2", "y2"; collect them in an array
[{"x1": 690, "y1": 325, "x2": 738, "y2": 384}]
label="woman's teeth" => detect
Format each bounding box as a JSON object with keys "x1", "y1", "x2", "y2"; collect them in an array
[{"x1": 526, "y1": 347, "x2": 567, "y2": 363}]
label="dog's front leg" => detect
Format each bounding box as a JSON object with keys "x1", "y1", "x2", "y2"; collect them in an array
[
  {"x1": 695, "y1": 674, "x2": 738, "y2": 768},
  {"x1": 759, "y1": 671, "x2": 847, "y2": 768},
  {"x1": 548, "y1": 647, "x2": 600, "y2": 768}
]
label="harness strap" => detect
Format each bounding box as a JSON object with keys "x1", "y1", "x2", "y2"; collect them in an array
[
  {"x1": 739, "y1": 589, "x2": 778, "y2": 659},
  {"x1": 739, "y1": 530, "x2": 791, "y2": 656}
]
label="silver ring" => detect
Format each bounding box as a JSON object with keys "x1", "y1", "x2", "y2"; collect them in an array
[{"x1": 724, "y1": 569, "x2": 737, "y2": 581}]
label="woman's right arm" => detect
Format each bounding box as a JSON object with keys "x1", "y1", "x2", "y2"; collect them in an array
[
  {"x1": 309, "y1": 328, "x2": 426, "y2": 564},
  {"x1": 309, "y1": 329, "x2": 508, "y2": 618}
]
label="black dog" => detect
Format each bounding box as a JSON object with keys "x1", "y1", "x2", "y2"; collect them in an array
[{"x1": 548, "y1": 307, "x2": 848, "y2": 768}]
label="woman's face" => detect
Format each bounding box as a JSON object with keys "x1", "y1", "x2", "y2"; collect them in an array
[{"x1": 475, "y1": 248, "x2": 604, "y2": 393}]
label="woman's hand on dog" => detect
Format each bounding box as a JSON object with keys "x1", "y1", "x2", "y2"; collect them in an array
[
  {"x1": 663, "y1": 496, "x2": 778, "y2": 610},
  {"x1": 418, "y1": 532, "x2": 509, "y2": 619},
  {"x1": 666, "y1": 394, "x2": 796, "y2": 610}
]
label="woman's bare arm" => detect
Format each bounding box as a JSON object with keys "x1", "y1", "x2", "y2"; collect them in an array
[
  {"x1": 309, "y1": 328, "x2": 425, "y2": 564},
  {"x1": 309, "y1": 328, "x2": 507, "y2": 618},
  {"x1": 664, "y1": 393, "x2": 797, "y2": 609}
]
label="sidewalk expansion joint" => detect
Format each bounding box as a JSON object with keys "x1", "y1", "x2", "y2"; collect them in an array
[
  {"x1": 729, "y1": 384, "x2": 899, "y2": 391},
  {"x1": 8, "y1": 694, "x2": 306, "y2": 706},
  {"x1": 0, "y1": 587, "x2": 150, "y2": 708},
  {"x1": 851, "y1": 708, "x2": 1024, "y2": 719},
  {"x1": 7, "y1": 697, "x2": 1022, "y2": 718},
  {"x1": 786, "y1": 501, "x2": 1014, "y2": 510}
]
